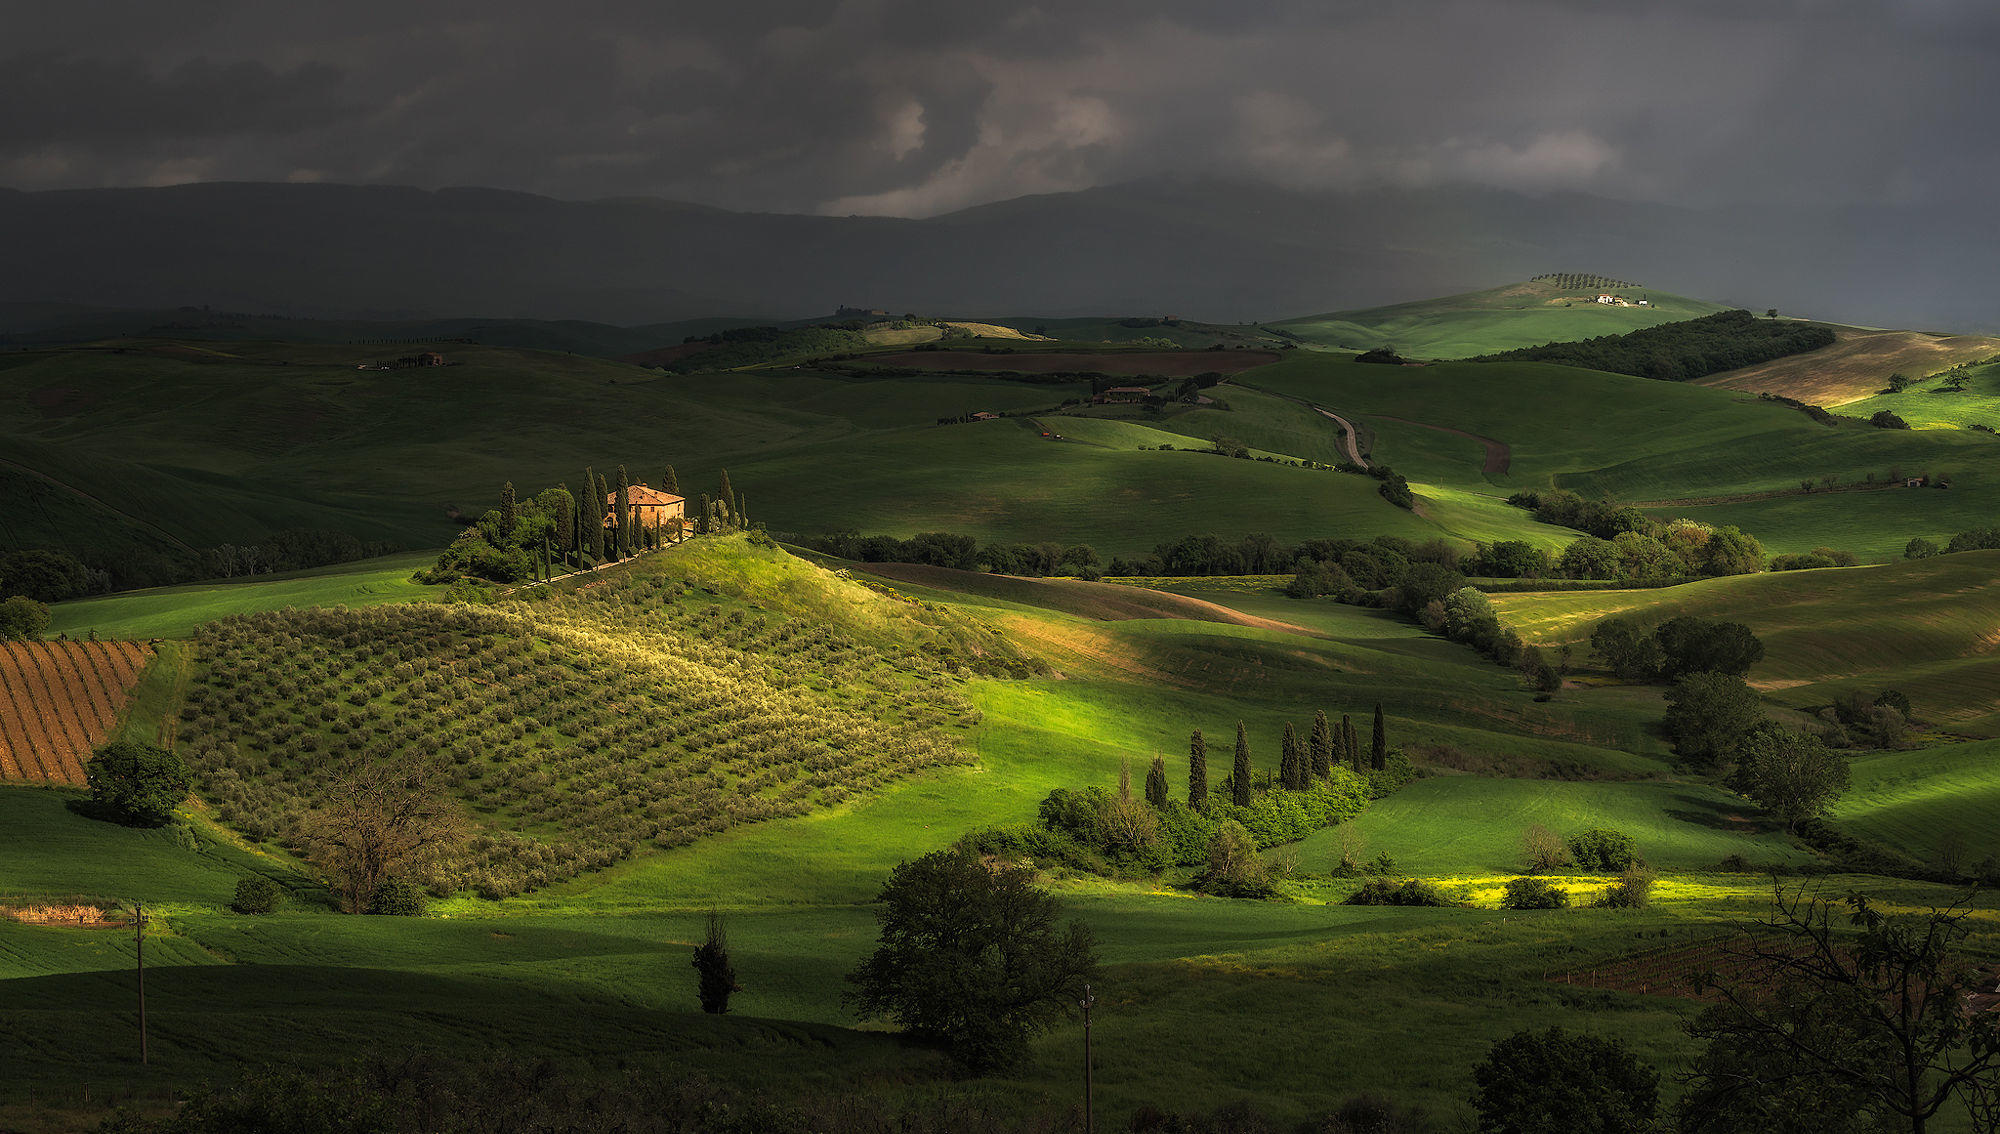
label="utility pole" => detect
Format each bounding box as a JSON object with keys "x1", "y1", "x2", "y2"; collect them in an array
[
  {"x1": 1080, "y1": 982, "x2": 1096, "y2": 1134},
  {"x1": 135, "y1": 901, "x2": 147, "y2": 1065}
]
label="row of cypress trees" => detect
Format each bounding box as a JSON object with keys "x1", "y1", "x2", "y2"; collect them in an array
[{"x1": 1157, "y1": 704, "x2": 1389, "y2": 811}]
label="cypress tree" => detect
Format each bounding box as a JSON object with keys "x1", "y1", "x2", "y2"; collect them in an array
[
  {"x1": 1371, "y1": 703, "x2": 1387, "y2": 771},
  {"x1": 1188, "y1": 729, "x2": 1208, "y2": 809},
  {"x1": 718, "y1": 469, "x2": 736, "y2": 528},
  {"x1": 697, "y1": 493, "x2": 711, "y2": 535},
  {"x1": 1232, "y1": 721, "x2": 1252, "y2": 807},
  {"x1": 663, "y1": 465, "x2": 679, "y2": 494},
  {"x1": 1342, "y1": 714, "x2": 1360, "y2": 772},
  {"x1": 1117, "y1": 758, "x2": 1133, "y2": 803},
  {"x1": 1145, "y1": 755, "x2": 1168, "y2": 809},
  {"x1": 1310, "y1": 710, "x2": 1333, "y2": 779},
  {"x1": 614, "y1": 467, "x2": 632, "y2": 558},
  {"x1": 586, "y1": 470, "x2": 606, "y2": 564},
  {"x1": 499, "y1": 481, "x2": 517, "y2": 540},
  {"x1": 555, "y1": 483, "x2": 576, "y2": 562},
  {"x1": 1279, "y1": 722, "x2": 1301, "y2": 791}
]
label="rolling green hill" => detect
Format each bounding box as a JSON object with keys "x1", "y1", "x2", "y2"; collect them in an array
[
  {"x1": 1490, "y1": 551, "x2": 2000, "y2": 734},
  {"x1": 1269, "y1": 279, "x2": 1728, "y2": 359}
]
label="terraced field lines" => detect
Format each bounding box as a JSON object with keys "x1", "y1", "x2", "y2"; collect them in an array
[{"x1": 0, "y1": 642, "x2": 154, "y2": 785}]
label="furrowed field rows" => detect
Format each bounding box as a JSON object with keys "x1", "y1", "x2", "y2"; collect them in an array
[{"x1": 0, "y1": 641, "x2": 153, "y2": 785}]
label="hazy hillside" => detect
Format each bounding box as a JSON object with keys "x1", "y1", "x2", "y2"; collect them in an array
[
  {"x1": 1270, "y1": 279, "x2": 1728, "y2": 358},
  {"x1": 4, "y1": 179, "x2": 1998, "y2": 329}
]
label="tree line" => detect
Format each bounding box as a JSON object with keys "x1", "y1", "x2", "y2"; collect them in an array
[{"x1": 1477, "y1": 309, "x2": 1836, "y2": 382}]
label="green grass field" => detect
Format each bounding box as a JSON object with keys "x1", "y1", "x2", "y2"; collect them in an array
[
  {"x1": 1269, "y1": 280, "x2": 1727, "y2": 359},
  {"x1": 1491, "y1": 551, "x2": 2000, "y2": 733},
  {"x1": 47, "y1": 552, "x2": 441, "y2": 639},
  {"x1": 1833, "y1": 738, "x2": 2000, "y2": 867}
]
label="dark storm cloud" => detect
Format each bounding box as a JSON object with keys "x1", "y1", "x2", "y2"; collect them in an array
[{"x1": 3, "y1": 0, "x2": 1995, "y2": 214}]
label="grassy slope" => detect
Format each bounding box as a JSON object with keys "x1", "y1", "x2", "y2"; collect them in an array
[
  {"x1": 1833, "y1": 738, "x2": 2000, "y2": 865},
  {"x1": 1490, "y1": 552, "x2": 2000, "y2": 733},
  {"x1": 1701, "y1": 326, "x2": 2000, "y2": 407},
  {"x1": 1239, "y1": 351, "x2": 2000, "y2": 559},
  {"x1": 1841, "y1": 358, "x2": 2000, "y2": 429},
  {"x1": 48, "y1": 552, "x2": 441, "y2": 639},
  {"x1": 3, "y1": 543, "x2": 1903, "y2": 1127},
  {"x1": 1270, "y1": 280, "x2": 1727, "y2": 359}
]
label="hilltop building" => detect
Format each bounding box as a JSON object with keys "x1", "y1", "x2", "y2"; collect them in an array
[
  {"x1": 605, "y1": 484, "x2": 686, "y2": 529},
  {"x1": 1094, "y1": 385, "x2": 1153, "y2": 404}
]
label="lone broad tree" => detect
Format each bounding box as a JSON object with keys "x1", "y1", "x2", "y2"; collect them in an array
[{"x1": 847, "y1": 847, "x2": 1097, "y2": 1072}]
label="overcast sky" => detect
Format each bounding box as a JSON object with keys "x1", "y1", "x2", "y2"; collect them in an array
[{"x1": 6, "y1": 1, "x2": 1994, "y2": 217}]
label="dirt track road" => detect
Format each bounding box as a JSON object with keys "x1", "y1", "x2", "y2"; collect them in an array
[{"x1": 1314, "y1": 408, "x2": 1369, "y2": 468}]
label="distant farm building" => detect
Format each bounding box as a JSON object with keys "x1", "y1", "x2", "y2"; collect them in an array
[
  {"x1": 1596, "y1": 294, "x2": 1615, "y2": 304},
  {"x1": 605, "y1": 484, "x2": 686, "y2": 529},
  {"x1": 1095, "y1": 385, "x2": 1153, "y2": 404},
  {"x1": 969, "y1": 410, "x2": 1000, "y2": 421}
]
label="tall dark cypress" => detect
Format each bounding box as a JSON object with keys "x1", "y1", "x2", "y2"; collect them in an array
[
  {"x1": 1188, "y1": 729, "x2": 1208, "y2": 810},
  {"x1": 1144, "y1": 755, "x2": 1168, "y2": 809},
  {"x1": 718, "y1": 469, "x2": 736, "y2": 528},
  {"x1": 499, "y1": 481, "x2": 517, "y2": 540},
  {"x1": 663, "y1": 465, "x2": 680, "y2": 494},
  {"x1": 1279, "y1": 722, "x2": 1301, "y2": 791},
  {"x1": 555, "y1": 483, "x2": 576, "y2": 560},
  {"x1": 586, "y1": 469, "x2": 606, "y2": 564},
  {"x1": 1342, "y1": 714, "x2": 1360, "y2": 772},
  {"x1": 1371, "y1": 703, "x2": 1387, "y2": 771},
  {"x1": 697, "y1": 493, "x2": 712, "y2": 535},
  {"x1": 1309, "y1": 710, "x2": 1333, "y2": 780},
  {"x1": 1232, "y1": 721, "x2": 1252, "y2": 807},
  {"x1": 614, "y1": 467, "x2": 632, "y2": 558}
]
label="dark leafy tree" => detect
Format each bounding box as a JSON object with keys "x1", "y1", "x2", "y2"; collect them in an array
[
  {"x1": 1590, "y1": 617, "x2": 1663, "y2": 681},
  {"x1": 1655, "y1": 616, "x2": 1765, "y2": 679},
  {"x1": 499, "y1": 481, "x2": 517, "y2": 539},
  {"x1": 614, "y1": 468, "x2": 632, "y2": 558},
  {"x1": 1188, "y1": 729, "x2": 1208, "y2": 809},
  {"x1": 1683, "y1": 888, "x2": 2000, "y2": 1134},
  {"x1": 1232, "y1": 721, "x2": 1252, "y2": 807},
  {"x1": 84, "y1": 739, "x2": 192, "y2": 827},
  {"x1": 1729, "y1": 726, "x2": 1850, "y2": 832},
  {"x1": 846, "y1": 848, "x2": 1097, "y2": 1072},
  {"x1": 662, "y1": 465, "x2": 680, "y2": 494},
  {"x1": 692, "y1": 912, "x2": 739, "y2": 1014},
  {"x1": 1471, "y1": 1027, "x2": 1660, "y2": 1134},
  {"x1": 719, "y1": 469, "x2": 736, "y2": 528},
  {"x1": 0, "y1": 596, "x2": 50, "y2": 641},
  {"x1": 1664, "y1": 673, "x2": 1765, "y2": 769}
]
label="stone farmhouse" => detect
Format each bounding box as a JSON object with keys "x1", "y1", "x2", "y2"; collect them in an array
[{"x1": 605, "y1": 484, "x2": 686, "y2": 530}]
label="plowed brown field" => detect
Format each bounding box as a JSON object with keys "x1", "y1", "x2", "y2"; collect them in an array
[{"x1": 0, "y1": 640, "x2": 153, "y2": 785}]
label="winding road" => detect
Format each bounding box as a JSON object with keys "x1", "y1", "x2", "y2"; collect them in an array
[{"x1": 1313, "y1": 408, "x2": 1369, "y2": 468}]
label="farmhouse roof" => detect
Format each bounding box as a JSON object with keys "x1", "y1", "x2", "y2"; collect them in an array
[
  {"x1": 1104, "y1": 385, "x2": 1152, "y2": 394},
  {"x1": 610, "y1": 485, "x2": 685, "y2": 507}
]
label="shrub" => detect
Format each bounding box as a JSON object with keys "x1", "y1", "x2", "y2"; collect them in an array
[
  {"x1": 369, "y1": 876, "x2": 427, "y2": 916},
  {"x1": 1345, "y1": 878, "x2": 1452, "y2": 907},
  {"x1": 232, "y1": 875, "x2": 282, "y2": 915},
  {"x1": 84, "y1": 740, "x2": 194, "y2": 828},
  {"x1": 0, "y1": 595, "x2": 50, "y2": 641},
  {"x1": 1594, "y1": 867, "x2": 1654, "y2": 909},
  {"x1": 1198, "y1": 821, "x2": 1275, "y2": 898},
  {"x1": 1501, "y1": 876, "x2": 1570, "y2": 910},
  {"x1": 1471, "y1": 1027, "x2": 1659, "y2": 1134},
  {"x1": 1566, "y1": 828, "x2": 1639, "y2": 872},
  {"x1": 1522, "y1": 824, "x2": 1571, "y2": 872}
]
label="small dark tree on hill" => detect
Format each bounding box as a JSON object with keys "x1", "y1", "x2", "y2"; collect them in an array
[
  {"x1": 1309, "y1": 710, "x2": 1334, "y2": 780},
  {"x1": 1187, "y1": 729, "x2": 1208, "y2": 809},
  {"x1": 1342, "y1": 714, "x2": 1360, "y2": 773},
  {"x1": 1371, "y1": 704, "x2": 1387, "y2": 771},
  {"x1": 499, "y1": 481, "x2": 517, "y2": 540},
  {"x1": 1590, "y1": 617, "x2": 1662, "y2": 681},
  {"x1": 692, "y1": 912, "x2": 739, "y2": 1014},
  {"x1": 1232, "y1": 721, "x2": 1253, "y2": 806},
  {"x1": 1144, "y1": 755, "x2": 1168, "y2": 808},
  {"x1": 718, "y1": 469, "x2": 737, "y2": 528},
  {"x1": 1729, "y1": 726, "x2": 1849, "y2": 832},
  {"x1": 0, "y1": 596, "x2": 49, "y2": 641},
  {"x1": 1471, "y1": 1027, "x2": 1660, "y2": 1134},
  {"x1": 662, "y1": 465, "x2": 679, "y2": 494},
  {"x1": 846, "y1": 848, "x2": 1097, "y2": 1073},
  {"x1": 614, "y1": 468, "x2": 632, "y2": 558},
  {"x1": 1655, "y1": 616, "x2": 1764, "y2": 679},
  {"x1": 304, "y1": 759, "x2": 466, "y2": 915},
  {"x1": 84, "y1": 739, "x2": 192, "y2": 828}
]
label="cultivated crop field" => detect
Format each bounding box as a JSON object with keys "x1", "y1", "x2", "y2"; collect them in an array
[{"x1": 0, "y1": 640, "x2": 153, "y2": 784}]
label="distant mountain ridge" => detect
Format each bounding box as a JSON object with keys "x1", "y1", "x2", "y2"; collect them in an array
[{"x1": 0, "y1": 178, "x2": 1993, "y2": 332}]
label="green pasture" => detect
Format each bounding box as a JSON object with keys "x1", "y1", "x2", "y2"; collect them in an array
[
  {"x1": 1825, "y1": 358, "x2": 2000, "y2": 429},
  {"x1": 1269, "y1": 281, "x2": 1726, "y2": 359},
  {"x1": 1491, "y1": 552, "x2": 2000, "y2": 733},
  {"x1": 48, "y1": 552, "x2": 441, "y2": 639},
  {"x1": 1833, "y1": 738, "x2": 2000, "y2": 867}
]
